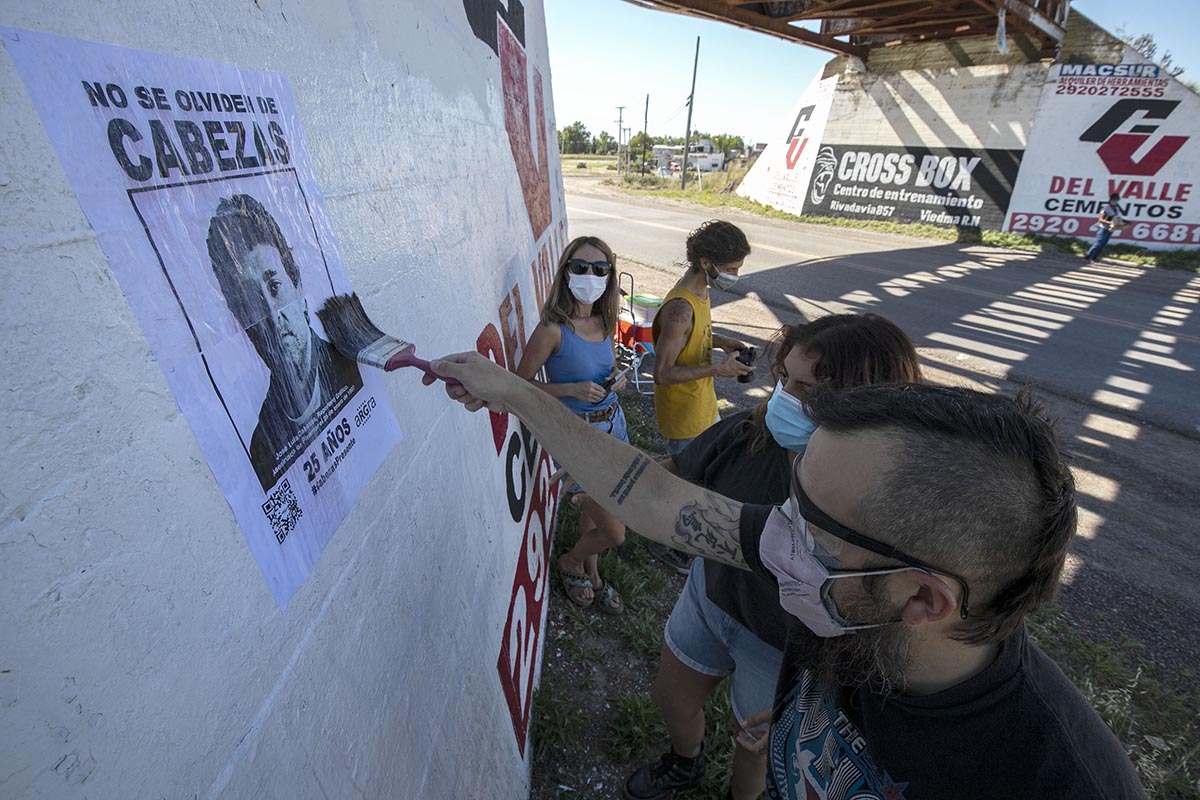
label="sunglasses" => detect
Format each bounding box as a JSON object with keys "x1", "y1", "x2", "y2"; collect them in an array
[
  {"x1": 791, "y1": 467, "x2": 972, "y2": 619},
  {"x1": 566, "y1": 258, "x2": 613, "y2": 277}
]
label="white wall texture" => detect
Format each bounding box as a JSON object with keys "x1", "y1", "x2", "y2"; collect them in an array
[
  {"x1": 821, "y1": 61, "x2": 1047, "y2": 152},
  {"x1": 0, "y1": 1, "x2": 565, "y2": 797}
]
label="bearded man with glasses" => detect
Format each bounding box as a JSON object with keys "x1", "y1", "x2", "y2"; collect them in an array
[{"x1": 424, "y1": 354, "x2": 1145, "y2": 800}]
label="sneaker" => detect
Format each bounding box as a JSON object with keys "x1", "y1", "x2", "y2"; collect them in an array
[
  {"x1": 647, "y1": 542, "x2": 693, "y2": 575},
  {"x1": 623, "y1": 742, "x2": 706, "y2": 800}
]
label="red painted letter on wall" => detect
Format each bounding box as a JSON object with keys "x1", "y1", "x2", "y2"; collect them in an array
[{"x1": 498, "y1": 21, "x2": 552, "y2": 239}]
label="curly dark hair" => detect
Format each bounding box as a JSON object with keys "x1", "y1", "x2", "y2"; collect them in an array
[{"x1": 685, "y1": 219, "x2": 751, "y2": 267}]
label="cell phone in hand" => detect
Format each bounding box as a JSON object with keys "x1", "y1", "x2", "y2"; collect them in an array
[
  {"x1": 736, "y1": 346, "x2": 757, "y2": 383},
  {"x1": 602, "y1": 366, "x2": 632, "y2": 391}
]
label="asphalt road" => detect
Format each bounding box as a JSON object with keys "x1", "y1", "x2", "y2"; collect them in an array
[{"x1": 565, "y1": 180, "x2": 1200, "y2": 685}]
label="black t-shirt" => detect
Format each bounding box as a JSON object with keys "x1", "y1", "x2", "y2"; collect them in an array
[
  {"x1": 739, "y1": 503, "x2": 1147, "y2": 800},
  {"x1": 674, "y1": 411, "x2": 792, "y2": 650}
]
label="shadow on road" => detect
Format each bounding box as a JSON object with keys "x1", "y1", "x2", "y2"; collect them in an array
[{"x1": 682, "y1": 242, "x2": 1200, "y2": 686}]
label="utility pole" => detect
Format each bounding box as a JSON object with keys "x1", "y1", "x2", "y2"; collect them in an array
[
  {"x1": 641, "y1": 94, "x2": 649, "y2": 175},
  {"x1": 615, "y1": 105, "x2": 625, "y2": 175},
  {"x1": 623, "y1": 127, "x2": 631, "y2": 174},
  {"x1": 681, "y1": 36, "x2": 700, "y2": 190}
]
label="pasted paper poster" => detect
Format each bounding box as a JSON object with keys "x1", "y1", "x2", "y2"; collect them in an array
[{"x1": 4, "y1": 28, "x2": 403, "y2": 608}]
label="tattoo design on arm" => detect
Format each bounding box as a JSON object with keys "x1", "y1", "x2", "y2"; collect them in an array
[
  {"x1": 610, "y1": 454, "x2": 650, "y2": 506},
  {"x1": 665, "y1": 299, "x2": 692, "y2": 325},
  {"x1": 672, "y1": 492, "x2": 743, "y2": 566}
]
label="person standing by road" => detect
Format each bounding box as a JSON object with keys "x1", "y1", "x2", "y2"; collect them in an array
[
  {"x1": 625, "y1": 314, "x2": 924, "y2": 800},
  {"x1": 517, "y1": 236, "x2": 630, "y2": 614},
  {"x1": 1085, "y1": 192, "x2": 1125, "y2": 263},
  {"x1": 648, "y1": 220, "x2": 753, "y2": 573}
]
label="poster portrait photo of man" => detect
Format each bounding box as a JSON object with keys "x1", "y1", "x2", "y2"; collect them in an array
[{"x1": 206, "y1": 193, "x2": 363, "y2": 491}]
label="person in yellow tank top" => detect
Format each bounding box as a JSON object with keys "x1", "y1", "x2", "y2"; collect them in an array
[{"x1": 650, "y1": 220, "x2": 753, "y2": 572}]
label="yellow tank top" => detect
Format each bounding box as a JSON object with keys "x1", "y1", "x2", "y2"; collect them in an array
[{"x1": 651, "y1": 286, "x2": 718, "y2": 439}]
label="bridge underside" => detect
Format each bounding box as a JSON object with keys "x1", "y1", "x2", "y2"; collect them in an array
[{"x1": 621, "y1": 0, "x2": 1069, "y2": 58}]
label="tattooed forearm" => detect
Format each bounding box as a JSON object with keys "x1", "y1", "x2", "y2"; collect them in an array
[
  {"x1": 672, "y1": 492, "x2": 744, "y2": 567},
  {"x1": 610, "y1": 454, "x2": 650, "y2": 505}
]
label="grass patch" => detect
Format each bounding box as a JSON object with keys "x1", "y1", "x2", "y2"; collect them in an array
[
  {"x1": 602, "y1": 688, "x2": 742, "y2": 800},
  {"x1": 621, "y1": 395, "x2": 667, "y2": 456},
  {"x1": 562, "y1": 153, "x2": 622, "y2": 178},
  {"x1": 605, "y1": 692, "x2": 669, "y2": 763},
  {"x1": 614, "y1": 182, "x2": 1200, "y2": 271},
  {"x1": 1028, "y1": 607, "x2": 1200, "y2": 798},
  {"x1": 532, "y1": 684, "x2": 589, "y2": 760}
]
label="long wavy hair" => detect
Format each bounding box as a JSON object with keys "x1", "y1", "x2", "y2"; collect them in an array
[
  {"x1": 745, "y1": 313, "x2": 923, "y2": 453},
  {"x1": 541, "y1": 236, "x2": 621, "y2": 338}
]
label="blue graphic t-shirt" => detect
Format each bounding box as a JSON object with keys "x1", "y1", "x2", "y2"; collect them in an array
[{"x1": 738, "y1": 503, "x2": 1147, "y2": 800}]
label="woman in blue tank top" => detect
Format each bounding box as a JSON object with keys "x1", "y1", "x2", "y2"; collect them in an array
[{"x1": 517, "y1": 236, "x2": 630, "y2": 614}]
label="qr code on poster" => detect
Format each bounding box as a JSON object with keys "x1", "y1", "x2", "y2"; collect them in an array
[{"x1": 263, "y1": 479, "x2": 303, "y2": 544}]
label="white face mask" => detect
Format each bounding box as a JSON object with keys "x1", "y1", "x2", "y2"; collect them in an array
[
  {"x1": 568, "y1": 273, "x2": 608, "y2": 304},
  {"x1": 706, "y1": 265, "x2": 739, "y2": 290}
]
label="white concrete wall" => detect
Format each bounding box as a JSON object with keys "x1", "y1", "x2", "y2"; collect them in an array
[
  {"x1": 0, "y1": 1, "x2": 565, "y2": 797},
  {"x1": 822, "y1": 61, "x2": 1047, "y2": 151}
]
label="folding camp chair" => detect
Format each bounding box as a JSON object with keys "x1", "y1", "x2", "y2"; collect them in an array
[{"x1": 615, "y1": 272, "x2": 657, "y2": 396}]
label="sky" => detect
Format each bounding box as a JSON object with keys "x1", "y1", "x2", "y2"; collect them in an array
[{"x1": 543, "y1": 0, "x2": 1200, "y2": 147}]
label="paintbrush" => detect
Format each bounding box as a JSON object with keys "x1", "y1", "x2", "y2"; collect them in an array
[{"x1": 317, "y1": 293, "x2": 461, "y2": 386}]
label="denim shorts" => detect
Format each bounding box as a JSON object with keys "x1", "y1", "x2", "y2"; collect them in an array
[
  {"x1": 561, "y1": 404, "x2": 629, "y2": 494},
  {"x1": 664, "y1": 559, "x2": 784, "y2": 724},
  {"x1": 665, "y1": 437, "x2": 695, "y2": 460}
]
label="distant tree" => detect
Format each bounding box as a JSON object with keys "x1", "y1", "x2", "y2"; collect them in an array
[
  {"x1": 710, "y1": 134, "x2": 746, "y2": 160},
  {"x1": 628, "y1": 131, "x2": 656, "y2": 155},
  {"x1": 594, "y1": 130, "x2": 616, "y2": 155},
  {"x1": 1118, "y1": 28, "x2": 1185, "y2": 77},
  {"x1": 558, "y1": 121, "x2": 592, "y2": 155}
]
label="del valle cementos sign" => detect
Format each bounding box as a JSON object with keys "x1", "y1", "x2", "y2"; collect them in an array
[
  {"x1": 1005, "y1": 61, "x2": 1200, "y2": 249},
  {"x1": 804, "y1": 144, "x2": 1023, "y2": 229}
]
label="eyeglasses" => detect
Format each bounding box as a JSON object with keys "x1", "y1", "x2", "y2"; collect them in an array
[
  {"x1": 790, "y1": 468, "x2": 972, "y2": 619},
  {"x1": 566, "y1": 258, "x2": 613, "y2": 277}
]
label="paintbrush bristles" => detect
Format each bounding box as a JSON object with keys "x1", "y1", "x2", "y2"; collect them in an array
[{"x1": 318, "y1": 293, "x2": 413, "y2": 369}]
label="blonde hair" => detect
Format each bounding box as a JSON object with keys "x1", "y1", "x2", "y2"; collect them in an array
[{"x1": 541, "y1": 236, "x2": 621, "y2": 337}]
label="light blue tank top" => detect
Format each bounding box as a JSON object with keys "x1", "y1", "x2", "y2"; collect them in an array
[{"x1": 544, "y1": 324, "x2": 617, "y2": 414}]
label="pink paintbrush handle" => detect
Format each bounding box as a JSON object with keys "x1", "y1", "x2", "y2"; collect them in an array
[{"x1": 383, "y1": 348, "x2": 462, "y2": 387}]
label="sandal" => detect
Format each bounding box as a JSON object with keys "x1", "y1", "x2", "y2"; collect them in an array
[
  {"x1": 593, "y1": 580, "x2": 624, "y2": 615},
  {"x1": 558, "y1": 559, "x2": 594, "y2": 608}
]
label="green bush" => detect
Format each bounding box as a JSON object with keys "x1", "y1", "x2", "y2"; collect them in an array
[{"x1": 621, "y1": 173, "x2": 671, "y2": 189}]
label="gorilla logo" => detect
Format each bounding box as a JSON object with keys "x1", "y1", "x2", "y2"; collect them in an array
[{"x1": 809, "y1": 147, "x2": 838, "y2": 207}]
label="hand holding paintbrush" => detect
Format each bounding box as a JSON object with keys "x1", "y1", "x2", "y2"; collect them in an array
[{"x1": 317, "y1": 293, "x2": 462, "y2": 387}]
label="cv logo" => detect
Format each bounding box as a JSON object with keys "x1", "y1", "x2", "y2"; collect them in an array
[
  {"x1": 786, "y1": 105, "x2": 815, "y2": 169},
  {"x1": 1080, "y1": 99, "x2": 1188, "y2": 176}
]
